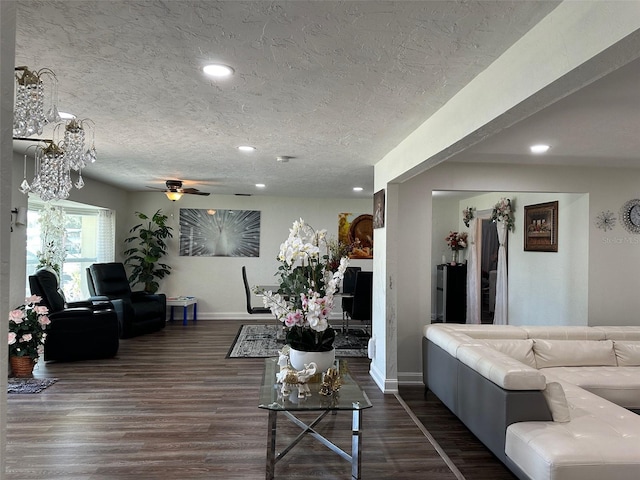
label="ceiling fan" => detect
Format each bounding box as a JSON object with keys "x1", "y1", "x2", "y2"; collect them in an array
[{"x1": 148, "y1": 179, "x2": 211, "y2": 201}]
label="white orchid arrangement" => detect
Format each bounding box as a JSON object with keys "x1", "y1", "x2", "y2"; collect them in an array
[{"x1": 258, "y1": 219, "x2": 349, "y2": 352}]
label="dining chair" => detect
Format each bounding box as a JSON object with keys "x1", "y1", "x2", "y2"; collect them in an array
[
  {"x1": 341, "y1": 266, "x2": 361, "y2": 330},
  {"x1": 347, "y1": 271, "x2": 373, "y2": 333},
  {"x1": 242, "y1": 266, "x2": 272, "y2": 315}
]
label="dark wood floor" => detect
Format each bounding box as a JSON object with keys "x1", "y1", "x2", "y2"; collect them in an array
[{"x1": 6, "y1": 320, "x2": 512, "y2": 479}]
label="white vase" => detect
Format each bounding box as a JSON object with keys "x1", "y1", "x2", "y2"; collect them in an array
[{"x1": 289, "y1": 347, "x2": 336, "y2": 373}]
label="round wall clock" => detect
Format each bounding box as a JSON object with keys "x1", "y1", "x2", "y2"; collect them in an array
[{"x1": 620, "y1": 199, "x2": 640, "y2": 234}]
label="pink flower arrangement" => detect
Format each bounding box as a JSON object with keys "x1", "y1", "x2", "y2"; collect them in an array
[
  {"x1": 8, "y1": 295, "x2": 50, "y2": 361},
  {"x1": 445, "y1": 231, "x2": 468, "y2": 251}
]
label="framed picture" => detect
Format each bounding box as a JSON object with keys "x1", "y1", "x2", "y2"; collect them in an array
[
  {"x1": 338, "y1": 213, "x2": 373, "y2": 259},
  {"x1": 178, "y1": 208, "x2": 261, "y2": 257},
  {"x1": 524, "y1": 201, "x2": 558, "y2": 252},
  {"x1": 373, "y1": 189, "x2": 385, "y2": 229}
]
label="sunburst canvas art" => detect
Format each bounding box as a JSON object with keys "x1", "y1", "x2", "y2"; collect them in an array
[{"x1": 179, "y1": 209, "x2": 261, "y2": 257}]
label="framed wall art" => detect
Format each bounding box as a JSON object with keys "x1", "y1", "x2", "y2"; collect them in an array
[
  {"x1": 524, "y1": 201, "x2": 558, "y2": 252},
  {"x1": 373, "y1": 189, "x2": 385, "y2": 229},
  {"x1": 179, "y1": 208, "x2": 261, "y2": 257},
  {"x1": 338, "y1": 212, "x2": 373, "y2": 259}
]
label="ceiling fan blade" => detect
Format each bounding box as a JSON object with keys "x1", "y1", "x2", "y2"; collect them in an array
[
  {"x1": 182, "y1": 188, "x2": 210, "y2": 196},
  {"x1": 146, "y1": 186, "x2": 168, "y2": 191}
]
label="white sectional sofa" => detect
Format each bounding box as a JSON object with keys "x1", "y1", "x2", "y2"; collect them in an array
[{"x1": 422, "y1": 324, "x2": 640, "y2": 480}]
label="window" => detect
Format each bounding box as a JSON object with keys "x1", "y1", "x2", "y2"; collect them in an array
[{"x1": 26, "y1": 200, "x2": 115, "y2": 301}]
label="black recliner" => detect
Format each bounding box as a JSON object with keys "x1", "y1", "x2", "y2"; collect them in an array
[
  {"x1": 29, "y1": 268, "x2": 119, "y2": 361},
  {"x1": 87, "y1": 262, "x2": 166, "y2": 338}
]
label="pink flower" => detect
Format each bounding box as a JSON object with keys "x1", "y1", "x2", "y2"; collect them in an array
[
  {"x1": 35, "y1": 305, "x2": 49, "y2": 315},
  {"x1": 38, "y1": 315, "x2": 51, "y2": 326},
  {"x1": 8, "y1": 332, "x2": 16, "y2": 345},
  {"x1": 284, "y1": 311, "x2": 302, "y2": 327},
  {"x1": 21, "y1": 333, "x2": 32, "y2": 342},
  {"x1": 25, "y1": 295, "x2": 42, "y2": 305},
  {"x1": 9, "y1": 310, "x2": 24, "y2": 323}
]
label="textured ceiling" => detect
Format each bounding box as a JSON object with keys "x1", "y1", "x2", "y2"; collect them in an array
[{"x1": 13, "y1": 1, "x2": 562, "y2": 198}]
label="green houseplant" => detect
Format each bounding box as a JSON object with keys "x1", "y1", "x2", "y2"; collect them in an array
[{"x1": 124, "y1": 209, "x2": 173, "y2": 293}]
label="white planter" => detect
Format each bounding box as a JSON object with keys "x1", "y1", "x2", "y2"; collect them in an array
[{"x1": 289, "y1": 347, "x2": 336, "y2": 373}]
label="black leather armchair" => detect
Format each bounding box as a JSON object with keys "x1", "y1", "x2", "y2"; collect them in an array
[
  {"x1": 29, "y1": 268, "x2": 119, "y2": 361},
  {"x1": 87, "y1": 262, "x2": 166, "y2": 338}
]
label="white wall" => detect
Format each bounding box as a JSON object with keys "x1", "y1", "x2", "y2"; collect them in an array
[
  {"x1": 372, "y1": 2, "x2": 640, "y2": 392},
  {"x1": 9, "y1": 153, "x2": 375, "y2": 322},
  {"x1": 430, "y1": 191, "x2": 588, "y2": 326},
  {"x1": 127, "y1": 192, "x2": 373, "y2": 319},
  {"x1": 394, "y1": 161, "x2": 640, "y2": 384}
]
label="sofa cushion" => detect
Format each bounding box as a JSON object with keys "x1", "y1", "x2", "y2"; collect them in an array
[
  {"x1": 424, "y1": 325, "x2": 486, "y2": 358},
  {"x1": 542, "y1": 382, "x2": 571, "y2": 423},
  {"x1": 593, "y1": 326, "x2": 640, "y2": 340},
  {"x1": 613, "y1": 341, "x2": 640, "y2": 366},
  {"x1": 431, "y1": 323, "x2": 528, "y2": 339},
  {"x1": 542, "y1": 366, "x2": 640, "y2": 409},
  {"x1": 506, "y1": 382, "x2": 640, "y2": 480},
  {"x1": 522, "y1": 326, "x2": 606, "y2": 340},
  {"x1": 456, "y1": 345, "x2": 546, "y2": 390},
  {"x1": 483, "y1": 339, "x2": 537, "y2": 368},
  {"x1": 533, "y1": 339, "x2": 617, "y2": 368}
]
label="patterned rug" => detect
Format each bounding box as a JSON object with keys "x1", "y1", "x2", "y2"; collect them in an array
[
  {"x1": 8, "y1": 378, "x2": 58, "y2": 394},
  {"x1": 227, "y1": 324, "x2": 369, "y2": 358}
]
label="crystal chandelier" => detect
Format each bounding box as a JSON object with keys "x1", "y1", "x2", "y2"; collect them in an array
[
  {"x1": 20, "y1": 119, "x2": 97, "y2": 202},
  {"x1": 13, "y1": 66, "x2": 60, "y2": 137}
]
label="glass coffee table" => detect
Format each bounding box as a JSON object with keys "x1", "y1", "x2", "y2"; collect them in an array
[{"x1": 258, "y1": 358, "x2": 372, "y2": 480}]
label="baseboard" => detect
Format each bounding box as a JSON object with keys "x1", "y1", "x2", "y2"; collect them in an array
[
  {"x1": 370, "y1": 362, "x2": 399, "y2": 394},
  {"x1": 398, "y1": 371, "x2": 424, "y2": 386}
]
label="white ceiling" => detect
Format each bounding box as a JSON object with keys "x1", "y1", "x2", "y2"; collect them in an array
[{"x1": 14, "y1": 1, "x2": 637, "y2": 200}]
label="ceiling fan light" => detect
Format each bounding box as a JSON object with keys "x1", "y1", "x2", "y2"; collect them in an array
[{"x1": 166, "y1": 191, "x2": 183, "y2": 201}]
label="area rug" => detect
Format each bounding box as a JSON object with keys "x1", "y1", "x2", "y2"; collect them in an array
[
  {"x1": 7, "y1": 378, "x2": 58, "y2": 394},
  {"x1": 227, "y1": 324, "x2": 369, "y2": 358}
]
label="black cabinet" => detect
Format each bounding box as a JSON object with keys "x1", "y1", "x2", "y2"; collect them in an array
[{"x1": 436, "y1": 264, "x2": 467, "y2": 323}]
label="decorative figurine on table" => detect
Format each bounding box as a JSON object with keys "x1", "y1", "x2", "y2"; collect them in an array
[
  {"x1": 276, "y1": 362, "x2": 317, "y2": 398},
  {"x1": 275, "y1": 347, "x2": 318, "y2": 398},
  {"x1": 319, "y1": 367, "x2": 342, "y2": 396}
]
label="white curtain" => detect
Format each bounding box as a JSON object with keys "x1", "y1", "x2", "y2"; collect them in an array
[
  {"x1": 465, "y1": 217, "x2": 480, "y2": 324},
  {"x1": 493, "y1": 221, "x2": 508, "y2": 325},
  {"x1": 97, "y1": 209, "x2": 115, "y2": 263}
]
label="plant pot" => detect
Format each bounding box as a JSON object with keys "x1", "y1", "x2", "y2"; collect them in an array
[
  {"x1": 289, "y1": 347, "x2": 335, "y2": 373},
  {"x1": 10, "y1": 356, "x2": 35, "y2": 378}
]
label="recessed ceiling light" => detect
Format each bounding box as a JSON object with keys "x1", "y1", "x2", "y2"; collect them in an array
[
  {"x1": 59, "y1": 111, "x2": 76, "y2": 120},
  {"x1": 203, "y1": 64, "x2": 234, "y2": 77},
  {"x1": 530, "y1": 144, "x2": 550, "y2": 154},
  {"x1": 353, "y1": 187, "x2": 364, "y2": 192},
  {"x1": 255, "y1": 183, "x2": 266, "y2": 188},
  {"x1": 238, "y1": 145, "x2": 256, "y2": 152}
]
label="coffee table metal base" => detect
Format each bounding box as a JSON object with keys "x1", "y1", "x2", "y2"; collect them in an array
[{"x1": 266, "y1": 403, "x2": 364, "y2": 480}]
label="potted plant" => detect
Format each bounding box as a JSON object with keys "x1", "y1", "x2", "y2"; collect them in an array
[
  {"x1": 8, "y1": 296, "x2": 51, "y2": 377},
  {"x1": 258, "y1": 219, "x2": 349, "y2": 371},
  {"x1": 124, "y1": 209, "x2": 173, "y2": 293}
]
